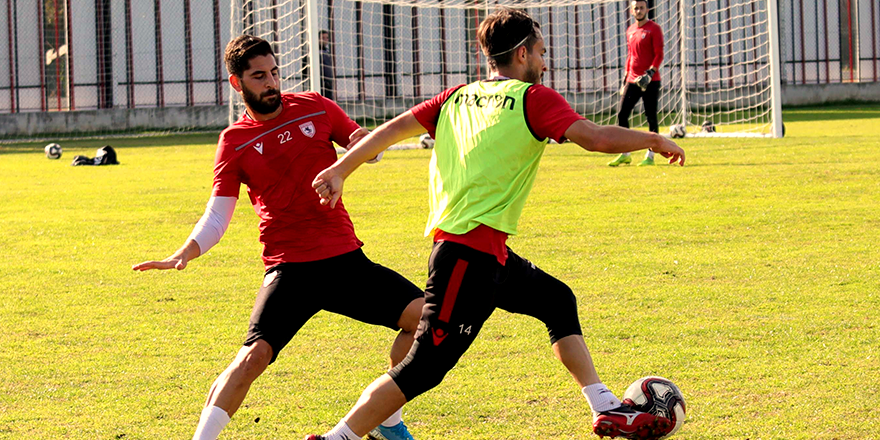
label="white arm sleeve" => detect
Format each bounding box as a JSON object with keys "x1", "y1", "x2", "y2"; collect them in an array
[
  {"x1": 186, "y1": 196, "x2": 237, "y2": 256},
  {"x1": 365, "y1": 151, "x2": 383, "y2": 164}
]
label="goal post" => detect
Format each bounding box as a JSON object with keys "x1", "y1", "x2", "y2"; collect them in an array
[
  {"x1": 230, "y1": 0, "x2": 782, "y2": 138},
  {"x1": 766, "y1": 0, "x2": 784, "y2": 138}
]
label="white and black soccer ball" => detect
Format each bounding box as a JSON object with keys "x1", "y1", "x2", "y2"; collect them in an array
[
  {"x1": 44, "y1": 143, "x2": 62, "y2": 159},
  {"x1": 669, "y1": 125, "x2": 686, "y2": 139},
  {"x1": 419, "y1": 133, "x2": 435, "y2": 149},
  {"x1": 701, "y1": 120, "x2": 716, "y2": 133},
  {"x1": 623, "y1": 376, "x2": 687, "y2": 438}
]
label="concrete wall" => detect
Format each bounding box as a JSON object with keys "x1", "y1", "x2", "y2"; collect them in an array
[
  {"x1": 781, "y1": 82, "x2": 880, "y2": 106},
  {"x1": 2, "y1": 81, "x2": 879, "y2": 138},
  {"x1": 0, "y1": 106, "x2": 227, "y2": 138}
]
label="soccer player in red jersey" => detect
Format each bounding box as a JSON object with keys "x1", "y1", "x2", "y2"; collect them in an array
[
  {"x1": 132, "y1": 35, "x2": 424, "y2": 440},
  {"x1": 609, "y1": 0, "x2": 666, "y2": 167},
  {"x1": 306, "y1": 8, "x2": 684, "y2": 440}
]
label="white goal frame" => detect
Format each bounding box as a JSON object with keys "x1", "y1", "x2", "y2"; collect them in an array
[{"x1": 231, "y1": 0, "x2": 783, "y2": 138}]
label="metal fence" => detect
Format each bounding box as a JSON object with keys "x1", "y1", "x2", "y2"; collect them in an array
[
  {"x1": 1, "y1": 0, "x2": 230, "y2": 113},
  {"x1": 778, "y1": 0, "x2": 880, "y2": 84},
  {"x1": 1, "y1": 0, "x2": 878, "y2": 115}
]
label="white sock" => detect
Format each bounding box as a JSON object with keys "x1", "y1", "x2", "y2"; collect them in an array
[
  {"x1": 381, "y1": 408, "x2": 403, "y2": 427},
  {"x1": 323, "y1": 420, "x2": 360, "y2": 440},
  {"x1": 582, "y1": 383, "x2": 622, "y2": 414},
  {"x1": 645, "y1": 149, "x2": 655, "y2": 159},
  {"x1": 621, "y1": 152, "x2": 631, "y2": 157},
  {"x1": 192, "y1": 406, "x2": 230, "y2": 440}
]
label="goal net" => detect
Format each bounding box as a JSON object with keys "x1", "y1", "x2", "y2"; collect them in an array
[{"x1": 231, "y1": 0, "x2": 782, "y2": 138}]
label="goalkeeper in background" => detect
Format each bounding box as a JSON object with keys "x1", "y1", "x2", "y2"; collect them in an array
[{"x1": 608, "y1": 0, "x2": 665, "y2": 167}]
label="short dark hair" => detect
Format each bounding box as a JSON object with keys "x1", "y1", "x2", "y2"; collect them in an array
[
  {"x1": 225, "y1": 35, "x2": 275, "y2": 77},
  {"x1": 319, "y1": 30, "x2": 329, "y2": 37},
  {"x1": 477, "y1": 8, "x2": 542, "y2": 70}
]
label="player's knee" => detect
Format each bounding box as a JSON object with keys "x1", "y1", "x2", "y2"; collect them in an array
[
  {"x1": 561, "y1": 285, "x2": 577, "y2": 309},
  {"x1": 413, "y1": 369, "x2": 447, "y2": 397},
  {"x1": 390, "y1": 348, "x2": 456, "y2": 400},
  {"x1": 396, "y1": 364, "x2": 449, "y2": 400},
  {"x1": 544, "y1": 285, "x2": 582, "y2": 342},
  {"x1": 544, "y1": 280, "x2": 576, "y2": 309},
  {"x1": 236, "y1": 340, "x2": 273, "y2": 378},
  {"x1": 397, "y1": 297, "x2": 425, "y2": 333}
]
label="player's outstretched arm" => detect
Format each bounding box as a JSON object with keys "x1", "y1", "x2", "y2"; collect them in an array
[
  {"x1": 132, "y1": 239, "x2": 201, "y2": 271},
  {"x1": 564, "y1": 119, "x2": 685, "y2": 166},
  {"x1": 132, "y1": 196, "x2": 236, "y2": 271},
  {"x1": 313, "y1": 110, "x2": 425, "y2": 208}
]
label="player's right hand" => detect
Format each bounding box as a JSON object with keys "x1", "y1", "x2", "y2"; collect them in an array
[
  {"x1": 132, "y1": 257, "x2": 188, "y2": 271},
  {"x1": 652, "y1": 136, "x2": 686, "y2": 166}
]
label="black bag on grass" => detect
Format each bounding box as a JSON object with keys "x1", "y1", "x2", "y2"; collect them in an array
[{"x1": 71, "y1": 145, "x2": 119, "y2": 166}]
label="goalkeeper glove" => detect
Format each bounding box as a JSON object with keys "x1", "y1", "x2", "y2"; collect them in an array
[{"x1": 635, "y1": 68, "x2": 656, "y2": 91}]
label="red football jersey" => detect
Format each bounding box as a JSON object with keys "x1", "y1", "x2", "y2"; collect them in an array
[
  {"x1": 212, "y1": 92, "x2": 363, "y2": 266},
  {"x1": 625, "y1": 20, "x2": 664, "y2": 83}
]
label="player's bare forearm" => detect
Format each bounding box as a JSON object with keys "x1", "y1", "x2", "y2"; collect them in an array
[
  {"x1": 314, "y1": 111, "x2": 425, "y2": 208},
  {"x1": 132, "y1": 239, "x2": 201, "y2": 271},
  {"x1": 564, "y1": 119, "x2": 685, "y2": 165},
  {"x1": 333, "y1": 111, "x2": 425, "y2": 178}
]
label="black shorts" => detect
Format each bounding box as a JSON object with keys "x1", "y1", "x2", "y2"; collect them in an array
[
  {"x1": 244, "y1": 248, "x2": 423, "y2": 363},
  {"x1": 389, "y1": 241, "x2": 582, "y2": 400}
]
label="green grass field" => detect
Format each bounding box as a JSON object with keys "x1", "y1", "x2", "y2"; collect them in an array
[{"x1": 1, "y1": 105, "x2": 879, "y2": 440}]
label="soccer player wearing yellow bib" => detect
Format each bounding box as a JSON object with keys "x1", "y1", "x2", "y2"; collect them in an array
[{"x1": 308, "y1": 8, "x2": 684, "y2": 440}]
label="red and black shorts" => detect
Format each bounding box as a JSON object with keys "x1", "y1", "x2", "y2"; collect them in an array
[
  {"x1": 389, "y1": 241, "x2": 583, "y2": 401},
  {"x1": 244, "y1": 248, "x2": 423, "y2": 363}
]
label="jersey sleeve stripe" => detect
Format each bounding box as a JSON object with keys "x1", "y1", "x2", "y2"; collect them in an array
[{"x1": 233, "y1": 110, "x2": 328, "y2": 151}]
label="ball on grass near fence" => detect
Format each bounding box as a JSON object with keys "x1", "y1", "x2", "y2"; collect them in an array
[
  {"x1": 669, "y1": 125, "x2": 686, "y2": 139},
  {"x1": 44, "y1": 143, "x2": 62, "y2": 160}
]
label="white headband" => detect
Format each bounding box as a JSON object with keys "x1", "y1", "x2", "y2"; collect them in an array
[{"x1": 488, "y1": 34, "x2": 531, "y2": 57}]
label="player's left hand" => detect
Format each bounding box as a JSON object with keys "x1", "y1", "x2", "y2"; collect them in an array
[
  {"x1": 636, "y1": 68, "x2": 655, "y2": 91},
  {"x1": 312, "y1": 167, "x2": 345, "y2": 208},
  {"x1": 652, "y1": 136, "x2": 685, "y2": 166},
  {"x1": 349, "y1": 127, "x2": 370, "y2": 147}
]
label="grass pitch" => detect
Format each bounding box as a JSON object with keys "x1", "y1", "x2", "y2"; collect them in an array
[{"x1": 1, "y1": 105, "x2": 878, "y2": 439}]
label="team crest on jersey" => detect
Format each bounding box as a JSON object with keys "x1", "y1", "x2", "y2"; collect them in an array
[
  {"x1": 254, "y1": 142, "x2": 264, "y2": 154},
  {"x1": 299, "y1": 121, "x2": 316, "y2": 138},
  {"x1": 641, "y1": 32, "x2": 647, "y2": 39}
]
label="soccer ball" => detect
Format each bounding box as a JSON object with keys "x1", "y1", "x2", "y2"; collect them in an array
[
  {"x1": 701, "y1": 120, "x2": 715, "y2": 133},
  {"x1": 44, "y1": 143, "x2": 62, "y2": 159},
  {"x1": 669, "y1": 125, "x2": 686, "y2": 139},
  {"x1": 622, "y1": 376, "x2": 687, "y2": 438},
  {"x1": 419, "y1": 133, "x2": 435, "y2": 149}
]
